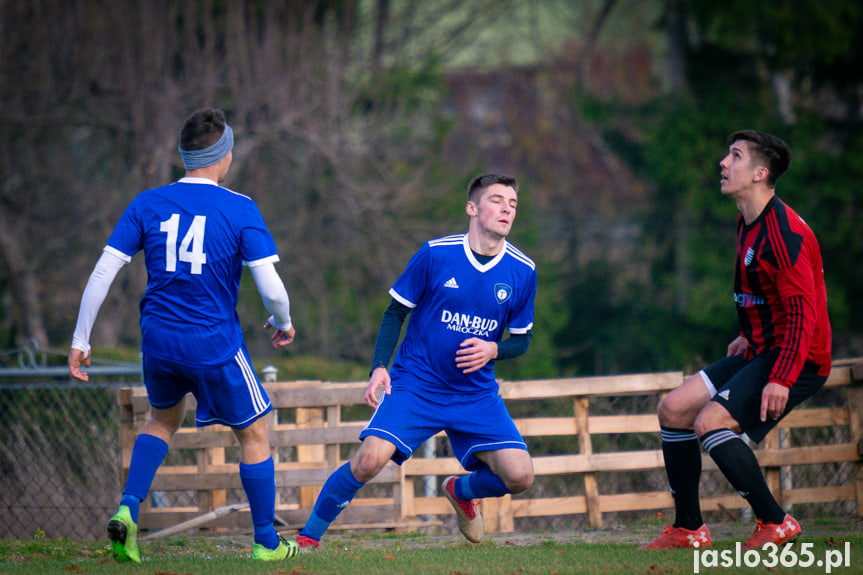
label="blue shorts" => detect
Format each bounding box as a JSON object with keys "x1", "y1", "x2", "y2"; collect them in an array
[
  {"x1": 702, "y1": 350, "x2": 826, "y2": 443},
  {"x1": 359, "y1": 385, "x2": 527, "y2": 471},
  {"x1": 142, "y1": 343, "x2": 272, "y2": 429}
]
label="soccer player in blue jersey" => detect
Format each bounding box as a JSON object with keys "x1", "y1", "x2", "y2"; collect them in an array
[
  {"x1": 295, "y1": 173, "x2": 537, "y2": 548},
  {"x1": 68, "y1": 107, "x2": 299, "y2": 562}
]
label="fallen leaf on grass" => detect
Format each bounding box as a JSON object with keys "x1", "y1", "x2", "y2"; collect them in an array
[
  {"x1": 383, "y1": 553, "x2": 396, "y2": 559},
  {"x1": 62, "y1": 565, "x2": 83, "y2": 573},
  {"x1": 645, "y1": 565, "x2": 681, "y2": 574},
  {"x1": 268, "y1": 567, "x2": 308, "y2": 575}
]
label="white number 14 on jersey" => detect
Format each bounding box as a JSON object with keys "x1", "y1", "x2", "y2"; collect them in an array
[{"x1": 160, "y1": 214, "x2": 207, "y2": 274}]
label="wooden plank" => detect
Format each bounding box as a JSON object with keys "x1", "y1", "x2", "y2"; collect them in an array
[
  {"x1": 296, "y1": 407, "x2": 325, "y2": 508},
  {"x1": 847, "y1": 381, "x2": 863, "y2": 516},
  {"x1": 498, "y1": 495, "x2": 514, "y2": 533},
  {"x1": 398, "y1": 470, "x2": 415, "y2": 522},
  {"x1": 754, "y1": 444, "x2": 859, "y2": 467},
  {"x1": 480, "y1": 495, "x2": 514, "y2": 533},
  {"x1": 510, "y1": 497, "x2": 588, "y2": 517},
  {"x1": 271, "y1": 425, "x2": 365, "y2": 446},
  {"x1": 598, "y1": 491, "x2": 673, "y2": 512},
  {"x1": 576, "y1": 397, "x2": 601, "y2": 528},
  {"x1": 118, "y1": 388, "x2": 136, "y2": 476},
  {"x1": 585, "y1": 414, "x2": 660, "y2": 434},
  {"x1": 325, "y1": 405, "x2": 343, "y2": 468},
  {"x1": 762, "y1": 429, "x2": 782, "y2": 506},
  {"x1": 514, "y1": 409, "x2": 848, "y2": 437},
  {"x1": 267, "y1": 385, "x2": 367, "y2": 408},
  {"x1": 165, "y1": 424, "x2": 365, "y2": 450},
  {"x1": 151, "y1": 464, "x2": 399, "y2": 491},
  {"x1": 531, "y1": 450, "x2": 665, "y2": 474},
  {"x1": 499, "y1": 372, "x2": 684, "y2": 399},
  {"x1": 414, "y1": 497, "x2": 459, "y2": 516},
  {"x1": 402, "y1": 443, "x2": 862, "y2": 479},
  {"x1": 514, "y1": 417, "x2": 577, "y2": 436},
  {"x1": 824, "y1": 365, "x2": 852, "y2": 387},
  {"x1": 404, "y1": 458, "x2": 467, "y2": 476},
  {"x1": 514, "y1": 414, "x2": 660, "y2": 437},
  {"x1": 778, "y1": 408, "x2": 850, "y2": 428},
  {"x1": 782, "y1": 486, "x2": 856, "y2": 505}
]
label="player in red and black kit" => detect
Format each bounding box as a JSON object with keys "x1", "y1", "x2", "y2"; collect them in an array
[{"x1": 641, "y1": 130, "x2": 832, "y2": 551}]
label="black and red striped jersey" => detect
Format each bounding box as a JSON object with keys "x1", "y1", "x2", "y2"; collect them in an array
[{"x1": 734, "y1": 196, "x2": 832, "y2": 387}]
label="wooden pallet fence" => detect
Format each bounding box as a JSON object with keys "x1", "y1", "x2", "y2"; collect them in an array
[{"x1": 118, "y1": 359, "x2": 863, "y2": 534}]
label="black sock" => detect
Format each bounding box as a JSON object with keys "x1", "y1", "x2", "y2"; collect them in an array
[
  {"x1": 701, "y1": 428, "x2": 786, "y2": 524},
  {"x1": 661, "y1": 426, "x2": 704, "y2": 530}
]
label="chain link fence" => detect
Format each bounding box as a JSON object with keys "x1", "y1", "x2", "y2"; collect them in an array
[
  {"x1": 1, "y1": 369, "x2": 858, "y2": 540},
  {"x1": 1, "y1": 380, "x2": 129, "y2": 539}
]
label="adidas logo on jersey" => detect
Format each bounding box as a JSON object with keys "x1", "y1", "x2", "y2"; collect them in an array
[
  {"x1": 717, "y1": 389, "x2": 730, "y2": 400},
  {"x1": 444, "y1": 277, "x2": 459, "y2": 289}
]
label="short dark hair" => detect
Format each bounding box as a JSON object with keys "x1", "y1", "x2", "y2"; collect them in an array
[
  {"x1": 467, "y1": 173, "x2": 518, "y2": 203},
  {"x1": 180, "y1": 107, "x2": 227, "y2": 151},
  {"x1": 728, "y1": 130, "x2": 791, "y2": 188}
]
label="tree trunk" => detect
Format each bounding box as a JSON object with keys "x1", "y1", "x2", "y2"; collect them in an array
[{"x1": 0, "y1": 207, "x2": 48, "y2": 347}]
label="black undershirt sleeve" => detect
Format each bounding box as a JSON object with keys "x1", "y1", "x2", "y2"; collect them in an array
[
  {"x1": 370, "y1": 299, "x2": 411, "y2": 375},
  {"x1": 497, "y1": 331, "x2": 532, "y2": 359}
]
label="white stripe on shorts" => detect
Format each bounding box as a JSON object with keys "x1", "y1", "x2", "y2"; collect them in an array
[
  {"x1": 699, "y1": 369, "x2": 718, "y2": 398},
  {"x1": 235, "y1": 349, "x2": 267, "y2": 412}
]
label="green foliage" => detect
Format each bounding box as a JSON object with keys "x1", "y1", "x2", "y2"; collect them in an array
[
  {"x1": 688, "y1": 0, "x2": 863, "y2": 70},
  {"x1": 563, "y1": 0, "x2": 863, "y2": 373},
  {"x1": 556, "y1": 260, "x2": 732, "y2": 376}
]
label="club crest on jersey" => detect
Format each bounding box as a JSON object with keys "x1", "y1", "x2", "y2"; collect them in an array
[
  {"x1": 494, "y1": 283, "x2": 512, "y2": 304},
  {"x1": 744, "y1": 247, "x2": 755, "y2": 267}
]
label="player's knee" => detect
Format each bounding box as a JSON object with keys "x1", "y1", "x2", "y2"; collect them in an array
[
  {"x1": 693, "y1": 414, "x2": 712, "y2": 438},
  {"x1": 505, "y1": 467, "x2": 534, "y2": 494},
  {"x1": 693, "y1": 402, "x2": 734, "y2": 437},
  {"x1": 351, "y1": 450, "x2": 387, "y2": 483},
  {"x1": 657, "y1": 394, "x2": 692, "y2": 428},
  {"x1": 657, "y1": 395, "x2": 675, "y2": 426},
  {"x1": 694, "y1": 411, "x2": 725, "y2": 437}
]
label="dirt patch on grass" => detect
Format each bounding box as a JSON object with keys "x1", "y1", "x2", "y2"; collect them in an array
[{"x1": 229, "y1": 517, "x2": 863, "y2": 551}]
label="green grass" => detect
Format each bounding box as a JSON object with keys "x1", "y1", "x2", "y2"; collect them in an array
[{"x1": 1, "y1": 532, "x2": 860, "y2": 574}]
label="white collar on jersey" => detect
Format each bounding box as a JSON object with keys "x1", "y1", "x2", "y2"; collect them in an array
[
  {"x1": 178, "y1": 176, "x2": 219, "y2": 186},
  {"x1": 462, "y1": 233, "x2": 506, "y2": 272}
]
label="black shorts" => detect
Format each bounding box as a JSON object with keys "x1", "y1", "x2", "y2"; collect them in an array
[{"x1": 701, "y1": 350, "x2": 827, "y2": 443}]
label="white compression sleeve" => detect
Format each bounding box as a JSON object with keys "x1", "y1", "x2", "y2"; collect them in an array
[
  {"x1": 71, "y1": 248, "x2": 128, "y2": 354},
  {"x1": 249, "y1": 262, "x2": 292, "y2": 330}
]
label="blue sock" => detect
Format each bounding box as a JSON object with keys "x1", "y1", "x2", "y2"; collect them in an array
[
  {"x1": 240, "y1": 458, "x2": 279, "y2": 550},
  {"x1": 299, "y1": 463, "x2": 364, "y2": 541},
  {"x1": 121, "y1": 434, "x2": 169, "y2": 523},
  {"x1": 456, "y1": 465, "x2": 510, "y2": 501}
]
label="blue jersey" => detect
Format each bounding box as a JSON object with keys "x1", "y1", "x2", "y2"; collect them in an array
[
  {"x1": 106, "y1": 177, "x2": 279, "y2": 367},
  {"x1": 388, "y1": 233, "x2": 536, "y2": 394}
]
